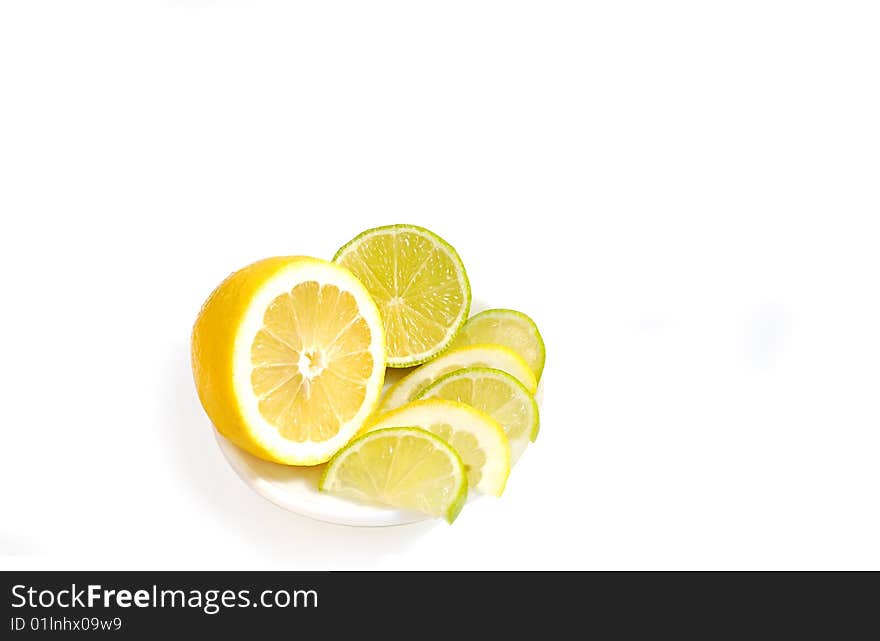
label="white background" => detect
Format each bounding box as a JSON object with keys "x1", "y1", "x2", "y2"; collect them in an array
[{"x1": 2, "y1": 1, "x2": 878, "y2": 570}]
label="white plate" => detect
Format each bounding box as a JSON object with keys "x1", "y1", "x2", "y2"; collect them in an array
[
  {"x1": 214, "y1": 302, "x2": 542, "y2": 527},
  {"x1": 215, "y1": 431, "x2": 429, "y2": 527}
]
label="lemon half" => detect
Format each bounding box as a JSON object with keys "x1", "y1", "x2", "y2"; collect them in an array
[{"x1": 192, "y1": 256, "x2": 386, "y2": 465}]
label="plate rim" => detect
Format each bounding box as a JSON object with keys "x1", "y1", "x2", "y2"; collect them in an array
[{"x1": 214, "y1": 431, "x2": 430, "y2": 528}]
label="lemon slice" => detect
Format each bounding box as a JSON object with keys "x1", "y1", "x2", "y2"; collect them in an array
[
  {"x1": 365, "y1": 400, "x2": 510, "y2": 496},
  {"x1": 380, "y1": 344, "x2": 537, "y2": 412},
  {"x1": 333, "y1": 224, "x2": 471, "y2": 367},
  {"x1": 192, "y1": 256, "x2": 386, "y2": 465},
  {"x1": 417, "y1": 367, "x2": 539, "y2": 464},
  {"x1": 451, "y1": 308, "x2": 546, "y2": 381},
  {"x1": 319, "y1": 427, "x2": 468, "y2": 523}
]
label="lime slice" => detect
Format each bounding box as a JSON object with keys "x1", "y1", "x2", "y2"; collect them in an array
[
  {"x1": 333, "y1": 224, "x2": 471, "y2": 367},
  {"x1": 451, "y1": 309, "x2": 545, "y2": 381},
  {"x1": 417, "y1": 367, "x2": 538, "y2": 464},
  {"x1": 380, "y1": 344, "x2": 537, "y2": 412},
  {"x1": 319, "y1": 427, "x2": 467, "y2": 523},
  {"x1": 365, "y1": 399, "x2": 510, "y2": 496}
]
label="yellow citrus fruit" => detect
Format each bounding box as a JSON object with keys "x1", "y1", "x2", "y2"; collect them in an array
[{"x1": 191, "y1": 256, "x2": 385, "y2": 465}]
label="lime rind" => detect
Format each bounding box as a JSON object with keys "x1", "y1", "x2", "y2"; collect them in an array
[
  {"x1": 319, "y1": 426, "x2": 468, "y2": 523},
  {"x1": 454, "y1": 308, "x2": 545, "y2": 381},
  {"x1": 332, "y1": 224, "x2": 472, "y2": 368},
  {"x1": 445, "y1": 479, "x2": 468, "y2": 523}
]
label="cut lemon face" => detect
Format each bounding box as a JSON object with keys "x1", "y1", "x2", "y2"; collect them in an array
[
  {"x1": 319, "y1": 427, "x2": 468, "y2": 523},
  {"x1": 333, "y1": 224, "x2": 471, "y2": 367},
  {"x1": 417, "y1": 367, "x2": 539, "y2": 464},
  {"x1": 364, "y1": 400, "x2": 510, "y2": 496},
  {"x1": 451, "y1": 309, "x2": 546, "y2": 381},
  {"x1": 192, "y1": 256, "x2": 385, "y2": 465},
  {"x1": 380, "y1": 344, "x2": 537, "y2": 412}
]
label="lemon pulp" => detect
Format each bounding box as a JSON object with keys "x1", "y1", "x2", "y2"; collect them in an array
[{"x1": 250, "y1": 281, "x2": 376, "y2": 442}]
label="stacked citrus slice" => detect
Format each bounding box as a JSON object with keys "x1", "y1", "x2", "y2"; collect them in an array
[
  {"x1": 320, "y1": 427, "x2": 468, "y2": 523},
  {"x1": 363, "y1": 399, "x2": 510, "y2": 496},
  {"x1": 418, "y1": 368, "x2": 539, "y2": 465},
  {"x1": 191, "y1": 225, "x2": 545, "y2": 523},
  {"x1": 380, "y1": 343, "x2": 537, "y2": 412},
  {"x1": 451, "y1": 308, "x2": 546, "y2": 382}
]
